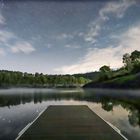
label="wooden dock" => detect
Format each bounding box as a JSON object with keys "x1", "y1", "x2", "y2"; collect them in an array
[{"x1": 17, "y1": 105, "x2": 127, "y2": 140}]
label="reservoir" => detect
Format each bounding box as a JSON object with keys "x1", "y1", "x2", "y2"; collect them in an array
[{"x1": 0, "y1": 88, "x2": 140, "y2": 140}]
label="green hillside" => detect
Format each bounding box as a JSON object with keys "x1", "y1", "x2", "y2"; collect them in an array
[{"x1": 84, "y1": 50, "x2": 140, "y2": 89}]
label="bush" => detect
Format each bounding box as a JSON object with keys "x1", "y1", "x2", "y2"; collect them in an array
[{"x1": 131, "y1": 63, "x2": 140, "y2": 73}]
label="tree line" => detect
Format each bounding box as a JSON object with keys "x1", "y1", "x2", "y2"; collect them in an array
[{"x1": 0, "y1": 70, "x2": 91, "y2": 87}]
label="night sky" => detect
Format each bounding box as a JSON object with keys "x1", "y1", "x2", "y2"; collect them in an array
[{"x1": 0, "y1": 0, "x2": 140, "y2": 74}]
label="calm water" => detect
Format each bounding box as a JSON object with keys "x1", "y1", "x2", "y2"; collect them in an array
[{"x1": 0, "y1": 88, "x2": 140, "y2": 140}]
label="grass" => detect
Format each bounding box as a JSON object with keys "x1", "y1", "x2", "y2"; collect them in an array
[{"x1": 105, "y1": 74, "x2": 136, "y2": 84}]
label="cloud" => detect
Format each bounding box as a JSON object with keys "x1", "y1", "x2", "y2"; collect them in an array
[
  {"x1": 84, "y1": 0, "x2": 136, "y2": 44},
  {"x1": 0, "y1": 6, "x2": 35, "y2": 55},
  {"x1": 0, "y1": 1, "x2": 6, "y2": 25},
  {"x1": 0, "y1": 6, "x2": 5, "y2": 25},
  {"x1": 54, "y1": 23, "x2": 140, "y2": 74},
  {"x1": 0, "y1": 47, "x2": 6, "y2": 56},
  {"x1": 0, "y1": 30, "x2": 16, "y2": 44},
  {"x1": 10, "y1": 42, "x2": 35, "y2": 54},
  {"x1": 120, "y1": 25, "x2": 140, "y2": 52},
  {"x1": 0, "y1": 13, "x2": 5, "y2": 25},
  {"x1": 84, "y1": 24, "x2": 101, "y2": 44},
  {"x1": 0, "y1": 29, "x2": 35, "y2": 55},
  {"x1": 56, "y1": 33, "x2": 74, "y2": 40},
  {"x1": 54, "y1": 46, "x2": 123, "y2": 74},
  {"x1": 46, "y1": 43, "x2": 52, "y2": 49},
  {"x1": 65, "y1": 44, "x2": 81, "y2": 49},
  {"x1": 99, "y1": 0, "x2": 135, "y2": 19}
]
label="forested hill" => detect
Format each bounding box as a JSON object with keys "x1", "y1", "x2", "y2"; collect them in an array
[
  {"x1": 0, "y1": 70, "x2": 95, "y2": 88},
  {"x1": 73, "y1": 72, "x2": 99, "y2": 80},
  {"x1": 84, "y1": 50, "x2": 140, "y2": 89}
]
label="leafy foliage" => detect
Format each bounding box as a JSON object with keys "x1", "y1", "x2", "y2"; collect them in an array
[
  {"x1": 99, "y1": 65, "x2": 112, "y2": 81},
  {"x1": 0, "y1": 70, "x2": 90, "y2": 87},
  {"x1": 97, "y1": 50, "x2": 140, "y2": 82}
]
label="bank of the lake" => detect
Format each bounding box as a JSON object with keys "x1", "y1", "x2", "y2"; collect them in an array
[{"x1": 83, "y1": 73, "x2": 140, "y2": 89}]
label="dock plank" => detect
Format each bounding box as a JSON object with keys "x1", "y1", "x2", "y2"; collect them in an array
[{"x1": 18, "y1": 105, "x2": 126, "y2": 140}]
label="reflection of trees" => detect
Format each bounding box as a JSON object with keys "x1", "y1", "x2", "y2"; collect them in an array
[
  {"x1": 100, "y1": 98, "x2": 140, "y2": 127},
  {"x1": 128, "y1": 110, "x2": 139, "y2": 127},
  {"x1": 102, "y1": 101, "x2": 113, "y2": 112},
  {"x1": 0, "y1": 90, "x2": 140, "y2": 127}
]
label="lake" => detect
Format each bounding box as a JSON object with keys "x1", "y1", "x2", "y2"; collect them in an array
[{"x1": 0, "y1": 88, "x2": 140, "y2": 140}]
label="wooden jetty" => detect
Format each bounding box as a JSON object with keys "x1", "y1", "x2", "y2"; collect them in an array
[{"x1": 17, "y1": 105, "x2": 127, "y2": 140}]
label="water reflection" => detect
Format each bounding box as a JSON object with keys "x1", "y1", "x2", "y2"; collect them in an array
[
  {"x1": 0, "y1": 89, "x2": 140, "y2": 127},
  {"x1": 0, "y1": 88, "x2": 140, "y2": 140}
]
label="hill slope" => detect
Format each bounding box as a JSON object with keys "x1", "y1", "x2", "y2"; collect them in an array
[{"x1": 83, "y1": 73, "x2": 140, "y2": 89}]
